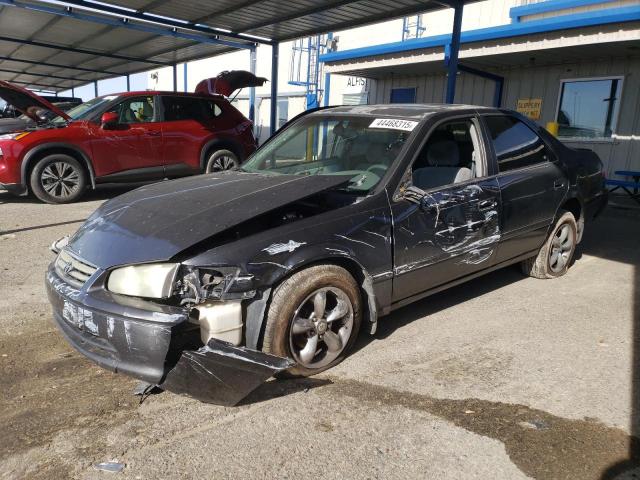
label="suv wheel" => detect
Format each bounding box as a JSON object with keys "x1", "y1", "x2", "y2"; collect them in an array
[
  {"x1": 262, "y1": 265, "x2": 362, "y2": 377},
  {"x1": 205, "y1": 149, "x2": 238, "y2": 173},
  {"x1": 30, "y1": 154, "x2": 87, "y2": 204},
  {"x1": 521, "y1": 210, "x2": 577, "y2": 279}
]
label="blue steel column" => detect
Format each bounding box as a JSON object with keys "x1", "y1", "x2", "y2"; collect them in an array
[
  {"x1": 172, "y1": 64, "x2": 178, "y2": 92},
  {"x1": 183, "y1": 63, "x2": 188, "y2": 92},
  {"x1": 270, "y1": 42, "x2": 279, "y2": 136},
  {"x1": 94, "y1": 80, "x2": 98, "y2": 98},
  {"x1": 71, "y1": 87, "x2": 75, "y2": 98},
  {"x1": 445, "y1": 1, "x2": 464, "y2": 104},
  {"x1": 249, "y1": 46, "x2": 257, "y2": 125},
  {"x1": 323, "y1": 33, "x2": 333, "y2": 107},
  {"x1": 126, "y1": 74, "x2": 130, "y2": 92}
]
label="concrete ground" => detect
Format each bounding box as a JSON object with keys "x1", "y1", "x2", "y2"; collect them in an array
[{"x1": 0, "y1": 186, "x2": 639, "y2": 480}]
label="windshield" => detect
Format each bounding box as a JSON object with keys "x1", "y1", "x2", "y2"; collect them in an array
[
  {"x1": 241, "y1": 114, "x2": 417, "y2": 192},
  {"x1": 50, "y1": 95, "x2": 118, "y2": 125}
]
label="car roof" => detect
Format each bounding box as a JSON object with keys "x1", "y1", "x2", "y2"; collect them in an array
[
  {"x1": 316, "y1": 103, "x2": 497, "y2": 119},
  {"x1": 116, "y1": 91, "x2": 225, "y2": 99}
]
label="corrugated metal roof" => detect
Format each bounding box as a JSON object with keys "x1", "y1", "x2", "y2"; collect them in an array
[{"x1": 0, "y1": 0, "x2": 478, "y2": 92}]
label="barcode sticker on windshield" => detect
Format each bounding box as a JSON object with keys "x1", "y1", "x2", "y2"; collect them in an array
[{"x1": 369, "y1": 118, "x2": 418, "y2": 131}]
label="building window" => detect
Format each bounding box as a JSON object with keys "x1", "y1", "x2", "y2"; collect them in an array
[
  {"x1": 342, "y1": 93, "x2": 369, "y2": 105},
  {"x1": 390, "y1": 87, "x2": 416, "y2": 104},
  {"x1": 556, "y1": 77, "x2": 622, "y2": 138}
]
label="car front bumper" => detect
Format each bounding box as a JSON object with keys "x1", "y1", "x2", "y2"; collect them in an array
[{"x1": 46, "y1": 265, "x2": 293, "y2": 405}]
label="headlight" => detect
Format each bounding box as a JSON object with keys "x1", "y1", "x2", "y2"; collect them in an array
[
  {"x1": 0, "y1": 132, "x2": 30, "y2": 141},
  {"x1": 107, "y1": 263, "x2": 179, "y2": 299}
]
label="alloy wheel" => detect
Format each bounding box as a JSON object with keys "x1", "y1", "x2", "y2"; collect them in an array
[
  {"x1": 40, "y1": 162, "x2": 81, "y2": 200},
  {"x1": 549, "y1": 223, "x2": 575, "y2": 273},
  {"x1": 208, "y1": 155, "x2": 237, "y2": 172},
  {"x1": 288, "y1": 287, "x2": 354, "y2": 369}
]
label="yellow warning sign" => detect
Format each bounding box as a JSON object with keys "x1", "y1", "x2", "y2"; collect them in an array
[{"x1": 516, "y1": 98, "x2": 542, "y2": 120}]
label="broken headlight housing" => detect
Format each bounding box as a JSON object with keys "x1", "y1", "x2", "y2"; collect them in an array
[
  {"x1": 174, "y1": 266, "x2": 256, "y2": 306},
  {"x1": 107, "y1": 263, "x2": 180, "y2": 299},
  {"x1": 106, "y1": 263, "x2": 256, "y2": 304}
]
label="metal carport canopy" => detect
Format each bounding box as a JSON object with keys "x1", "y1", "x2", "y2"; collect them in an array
[{"x1": 0, "y1": 0, "x2": 478, "y2": 130}]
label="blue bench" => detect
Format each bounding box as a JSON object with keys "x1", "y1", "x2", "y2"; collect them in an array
[{"x1": 606, "y1": 170, "x2": 640, "y2": 204}]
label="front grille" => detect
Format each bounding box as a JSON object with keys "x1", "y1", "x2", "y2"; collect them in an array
[{"x1": 55, "y1": 249, "x2": 98, "y2": 287}]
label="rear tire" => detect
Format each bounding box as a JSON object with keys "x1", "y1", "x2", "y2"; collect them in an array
[
  {"x1": 263, "y1": 265, "x2": 362, "y2": 377},
  {"x1": 29, "y1": 154, "x2": 87, "y2": 204},
  {"x1": 205, "y1": 149, "x2": 238, "y2": 173},
  {"x1": 520, "y1": 210, "x2": 577, "y2": 279}
]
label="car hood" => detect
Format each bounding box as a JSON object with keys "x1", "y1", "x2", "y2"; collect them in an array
[
  {"x1": 0, "y1": 116, "x2": 32, "y2": 134},
  {"x1": 67, "y1": 171, "x2": 352, "y2": 268},
  {"x1": 195, "y1": 71, "x2": 267, "y2": 97},
  {"x1": 0, "y1": 81, "x2": 69, "y2": 122}
]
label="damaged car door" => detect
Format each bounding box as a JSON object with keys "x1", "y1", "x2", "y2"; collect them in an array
[{"x1": 391, "y1": 116, "x2": 501, "y2": 302}]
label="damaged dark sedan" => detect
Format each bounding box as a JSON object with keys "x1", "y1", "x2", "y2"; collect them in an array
[{"x1": 46, "y1": 104, "x2": 608, "y2": 405}]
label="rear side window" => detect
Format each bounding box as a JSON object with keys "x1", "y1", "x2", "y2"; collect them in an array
[
  {"x1": 484, "y1": 115, "x2": 549, "y2": 172},
  {"x1": 201, "y1": 99, "x2": 223, "y2": 119},
  {"x1": 162, "y1": 96, "x2": 219, "y2": 122}
]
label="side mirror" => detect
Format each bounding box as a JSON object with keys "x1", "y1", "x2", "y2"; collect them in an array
[
  {"x1": 404, "y1": 185, "x2": 438, "y2": 213},
  {"x1": 101, "y1": 112, "x2": 119, "y2": 129},
  {"x1": 403, "y1": 185, "x2": 427, "y2": 205}
]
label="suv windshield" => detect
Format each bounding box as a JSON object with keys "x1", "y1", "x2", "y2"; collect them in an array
[
  {"x1": 241, "y1": 114, "x2": 417, "y2": 192},
  {"x1": 50, "y1": 95, "x2": 119, "y2": 125}
]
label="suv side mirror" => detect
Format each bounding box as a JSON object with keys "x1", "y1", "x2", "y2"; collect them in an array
[{"x1": 101, "y1": 112, "x2": 119, "y2": 129}]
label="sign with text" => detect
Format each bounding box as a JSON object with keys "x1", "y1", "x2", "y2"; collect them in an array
[{"x1": 516, "y1": 98, "x2": 543, "y2": 120}]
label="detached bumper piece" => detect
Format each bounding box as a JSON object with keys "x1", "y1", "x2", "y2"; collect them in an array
[{"x1": 160, "y1": 339, "x2": 294, "y2": 406}]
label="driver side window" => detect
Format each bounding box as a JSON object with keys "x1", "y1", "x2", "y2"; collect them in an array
[
  {"x1": 411, "y1": 118, "x2": 483, "y2": 191},
  {"x1": 112, "y1": 96, "x2": 155, "y2": 124}
]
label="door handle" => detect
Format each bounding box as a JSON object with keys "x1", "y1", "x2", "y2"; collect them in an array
[
  {"x1": 553, "y1": 179, "x2": 565, "y2": 190},
  {"x1": 147, "y1": 131, "x2": 161, "y2": 136}
]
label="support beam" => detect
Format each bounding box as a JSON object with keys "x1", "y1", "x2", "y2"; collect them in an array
[
  {"x1": 323, "y1": 33, "x2": 333, "y2": 107},
  {"x1": 126, "y1": 74, "x2": 130, "y2": 92},
  {"x1": 58, "y1": 0, "x2": 273, "y2": 45},
  {"x1": 183, "y1": 63, "x2": 188, "y2": 92},
  {"x1": 457, "y1": 63, "x2": 504, "y2": 107},
  {"x1": 0, "y1": 35, "x2": 172, "y2": 66},
  {"x1": 0, "y1": 55, "x2": 118, "y2": 75},
  {"x1": 445, "y1": 1, "x2": 463, "y2": 104},
  {"x1": 71, "y1": 87, "x2": 75, "y2": 97},
  {"x1": 94, "y1": 80, "x2": 98, "y2": 98},
  {"x1": 0, "y1": 0, "x2": 256, "y2": 50},
  {"x1": 270, "y1": 43, "x2": 279, "y2": 136},
  {"x1": 249, "y1": 46, "x2": 256, "y2": 124},
  {"x1": 0, "y1": 67, "x2": 82, "y2": 82},
  {"x1": 172, "y1": 64, "x2": 177, "y2": 92},
  {"x1": 7, "y1": 79, "x2": 64, "y2": 90}
]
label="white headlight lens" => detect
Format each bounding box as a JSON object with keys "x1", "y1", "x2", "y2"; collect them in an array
[{"x1": 107, "y1": 263, "x2": 179, "y2": 298}]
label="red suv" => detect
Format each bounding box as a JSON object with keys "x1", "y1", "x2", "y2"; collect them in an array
[{"x1": 0, "y1": 72, "x2": 263, "y2": 203}]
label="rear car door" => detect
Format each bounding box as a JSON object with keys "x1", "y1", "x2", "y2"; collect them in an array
[
  {"x1": 159, "y1": 95, "x2": 219, "y2": 174},
  {"x1": 391, "y1": 115, "x2": 502, "y2": 303},
  {"x1": 89, "y1": 95, "x2": 164, "y2": 178},
  {"x1": 480, "y1": 114, "x2": 567, "y2": 263}
]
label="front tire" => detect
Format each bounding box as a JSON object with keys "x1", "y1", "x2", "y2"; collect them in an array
[
  {"x1": 205, "y1": 149, "x2": 238, "y2": 173},
  {"x1": 263, "y1": 265, "x2": 362, "y2": 377},
  {"x1": 29, "y1": 154, "x2": 87, "y2": 204},
  {"x1": 521, "y1": 210, "x2": 577, "y2": 279}
]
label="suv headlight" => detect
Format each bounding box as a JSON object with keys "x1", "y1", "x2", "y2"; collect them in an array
[
  {"x1": 107, "y1": 263, "x2": 179, "y2": 299},
  {"x1": 0, "y1": 132, "x2": 30, "y2": 141}
]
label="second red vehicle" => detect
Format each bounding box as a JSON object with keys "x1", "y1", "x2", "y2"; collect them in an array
[{"x1": 0, "y1": 71, "x2": 264, "y2": 203}]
